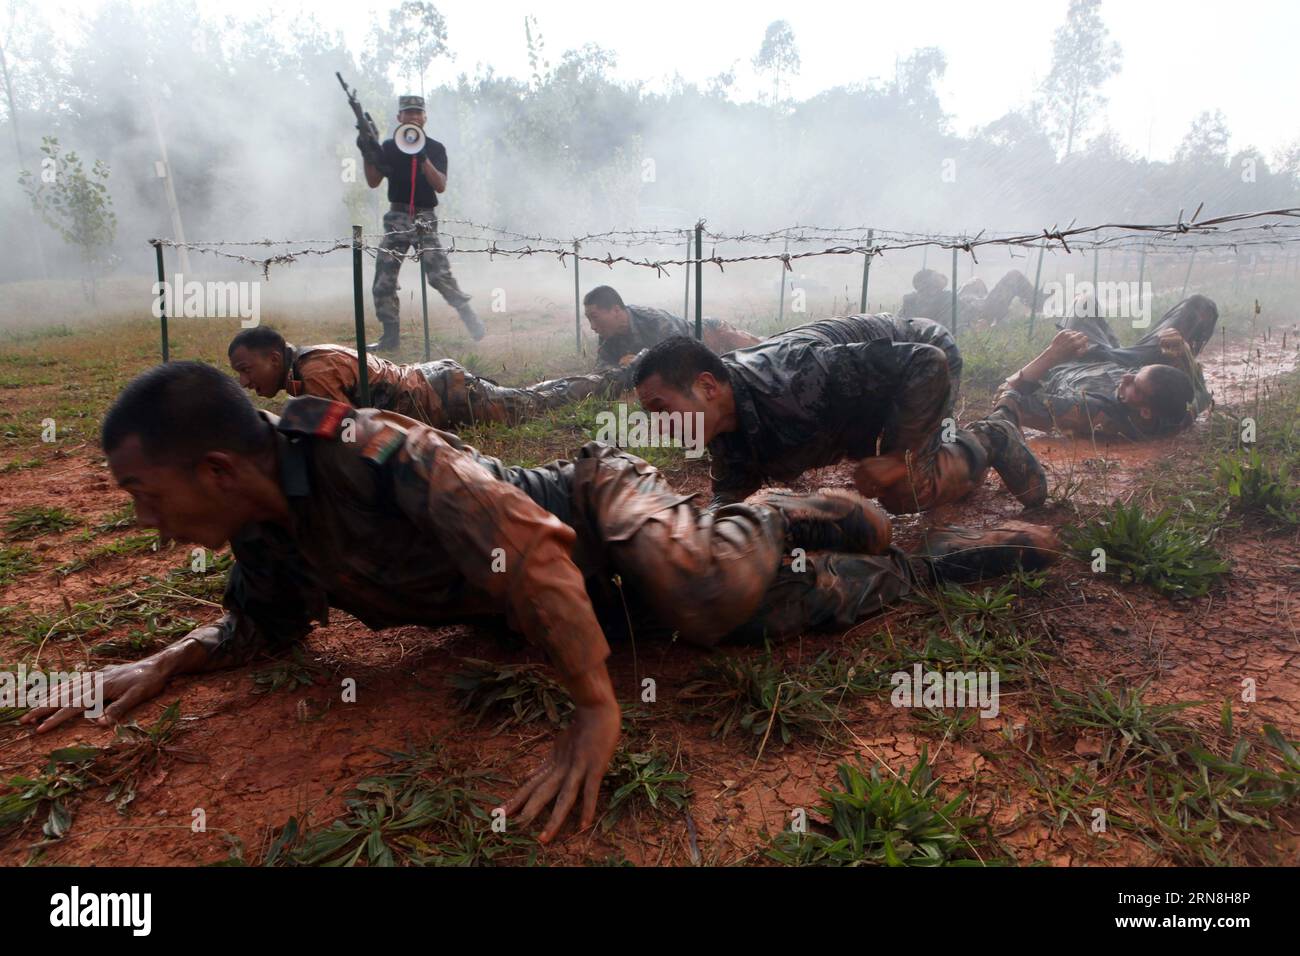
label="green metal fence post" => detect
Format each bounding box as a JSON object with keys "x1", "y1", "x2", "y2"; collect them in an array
[{"x1": 352, "y1": 224, "x2": 370, "y2": 406}]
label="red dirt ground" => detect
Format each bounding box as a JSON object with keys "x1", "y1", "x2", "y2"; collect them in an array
[{"x1": 0, "y1": 340, "x2": 1296, "y2": 867}]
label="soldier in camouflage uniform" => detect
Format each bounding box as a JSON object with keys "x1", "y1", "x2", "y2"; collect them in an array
[
  {"x1": 899, "y1": 268, "x2": 1040, "y2": 328},
  {"x1": 632, "y1": 315, "x2": 1049, "y2": 514},
  {"x1": 995, "y1": 295, "x2": 1216, "y2": 440},
  {"x1": 364, "y1": 94, "x2": 484, "y2": 350},
  {"x1": 28, "y1": 362, "x2": 1057, "y2": 842},
  {"x1": 229, "y1": 328, "x2": 624, "y2": 430},
  {"x1": 582, "y1": 285, "x2": 762, "y2": 369}
]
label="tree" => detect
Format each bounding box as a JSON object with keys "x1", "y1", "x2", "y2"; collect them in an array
[
  {"x1": 753, "y1": 20, "x2": 799, "y2": 108},
  {"x1": 1175, "y1": 109, "x2": 1231, "y2": 166},
  {"x1": 890, "y1": 47, "x2": 949, "y2": 130},
  {"x1": 18, "y1": 136, "x2": 117, "y2": 299},
  {"x1": 1039, "y1": 0, "x2": 1121, "y2": 157},
  {"x1": 386, "y1": 0, "x2": 448, "y2": 98}
]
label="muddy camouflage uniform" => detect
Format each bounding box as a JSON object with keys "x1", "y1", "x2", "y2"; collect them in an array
[
  {"x1": 190, "y1": 397, "x2": 967, "y2": 674},
  {"x1": 284, "y1": 344, "x2": 626, "y2": 430},
  {"x1": 705, "y1": 315, "x2": 989, "y2": 512},
  {"x1": 996, "y1": 295, "x2": 1216, "y2": 440},
  {"x1": 597, "y1": 306, "x2": 761, "y2": 369}
]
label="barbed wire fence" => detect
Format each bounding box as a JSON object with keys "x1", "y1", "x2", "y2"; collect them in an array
[{"x1": 148, "y1": 206, "x2": 1300, "y2": 398}]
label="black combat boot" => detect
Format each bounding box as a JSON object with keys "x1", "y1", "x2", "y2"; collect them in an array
[
  {"x1": 368, "y1": 323, "x2": 401, "y2": 353},
  {"x1": 456, "y1": 302, "x2": 486, "y2": 341},
  {"x1": 966, "y1": 416, "x2": 1048, "y2": 507},
  {"x1": 916, "y1": 522, "x2": 1058, "y2": 582},
  {"x1": 758, "y1": 488, "x2": 893, "y2": 555}
]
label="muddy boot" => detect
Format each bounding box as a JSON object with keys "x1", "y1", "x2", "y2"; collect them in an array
[
  {"x1": 758, "y1": 488, "x2": 893, "y2": 555},
  {"x1": 917, "y1": 522, "x2": 1058, "y2": 582},
  {"x1": 368, "y1": 323, "x2": 401, "y2": 353},
  {"x1": 456, "y1": 302, "x2": 486, "y2": 341},
  {"x1": 967, "y1": 417, "x2": 1048, "y2": 507}
]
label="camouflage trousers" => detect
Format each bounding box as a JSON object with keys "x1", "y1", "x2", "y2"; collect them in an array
[
  {"x1": 373, "y1": 208, "x2": 471, "y2": 329},
  {"x1": 485, "y1": 442, "x2": 918, "y2": 647},
  {"x1": 413, "y1": 361, "x2": 627, "y2": 429}
]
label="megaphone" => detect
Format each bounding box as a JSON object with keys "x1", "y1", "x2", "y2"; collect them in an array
[{"x1": 394, "y1": 122, "x2": 426, "y2": 155}]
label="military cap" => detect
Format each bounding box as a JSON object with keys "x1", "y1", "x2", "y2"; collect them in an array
[{"x1": 398, "y1": 94, "x2": 426, "y2": 112}]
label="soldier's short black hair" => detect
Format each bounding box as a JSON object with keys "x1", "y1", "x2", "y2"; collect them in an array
[
  {"x1": 633, "y1": 336, "x2": 730, "y2": 393},
  {"x1": 1138, "y1": 364, "x2": 1196, "y2": 433},
  {"x1": 227, "y1": 326, "x2": 286, "y2": 358},
  {"x1": 583, "y1": 285, "x2": 625, "y2": 310},
  {"x1": 102, "y1": 361, "x2": 272, "y2": 466}
]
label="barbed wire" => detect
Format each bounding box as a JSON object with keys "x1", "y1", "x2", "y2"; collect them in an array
[{"x1": 148, "y1": 206, "x2": 1300, "y2": 277}]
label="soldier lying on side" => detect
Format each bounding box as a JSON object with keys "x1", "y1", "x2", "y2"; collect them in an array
[
  {"x1": 995, "y1": 295, "x2": 1217, "y2": 440},
  {"x1": 25, "y1": 362, "x2": 1057, "y2": 842}
]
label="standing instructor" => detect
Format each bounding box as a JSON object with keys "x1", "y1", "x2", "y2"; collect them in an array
[{"x1": 364, "y1": 94, "x2": 484, "y2": 349}]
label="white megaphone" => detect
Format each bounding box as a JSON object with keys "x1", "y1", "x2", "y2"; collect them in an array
[{"x1": 394, "y1": 122, "x2": 426, "y2": 155}]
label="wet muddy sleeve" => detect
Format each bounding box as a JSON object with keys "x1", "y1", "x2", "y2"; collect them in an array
[
  {"x1": 298, "y1": 354, "x2": 360, "y2": 405},
  {"x1": 391, "y1": 434, "x2": 611, "y2": 679}
]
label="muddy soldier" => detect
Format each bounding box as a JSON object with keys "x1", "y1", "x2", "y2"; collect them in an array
[
  {"x1": 899, "y1": 268, "x2": 1041, "y2": 328},
  {"x1": 228, "y1": 327, "x2": 625, "y2": 430},
  {"x1": 25, "y1": 363, "x2": 1056, "y2": 841},
  {"x1": 633, "y1": 315, "x2": 1048, "y2": 514},
  {"x1": 364, "y1": 94, "x2": 484, "y2": 349},
  {"x1": 996, "y1": 295, "x2": 1217, "y2": 440},
  {"x1": 582, "y1": 285, "x2": 761, "y2": 368}
]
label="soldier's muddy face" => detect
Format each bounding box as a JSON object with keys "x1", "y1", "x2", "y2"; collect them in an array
[
  {"x1": 584, "y1": 303, "x2": 628, "y2": 338},
  {"x1": 229, "y1": 345, "x2": 284, "y2": 399},
  {"x1": 107, "y1": 435, "x2": 268, "y2": 551},
  {"x1": 1116, "y1": 367, "x2": 1157, "y2": 419},
  {"x1": 635, "y1": 371, "x2": 729, "y2": 445}
]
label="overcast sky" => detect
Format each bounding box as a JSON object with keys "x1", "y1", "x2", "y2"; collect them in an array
[{"x1": 63, "y1": 0, "x2": 1300, "y2": 162}]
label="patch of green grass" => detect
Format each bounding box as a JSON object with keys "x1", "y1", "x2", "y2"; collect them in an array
[
  {"x1": 766, "y1": 750, "x2": 992, "y2": 866},
  {"x1": 251, "y1": 646, "x2": 329, "y2": 695},
  {"x1": 1217, "y1": 450, "x2": 1300, "y2": 527},
  {"x1": 4, "y1": 506, "x2": 79, "y2": 541},
  {"x1": 1050, "y1": 684, "x2": 1300, "y2": 864},
  {"x1": 96, "y1": 701, "x2": 203, "y2": 813},
  {"x1": 599, "y1": 748, "x2": 691, "y2": 833},
  {"x1": 0, "y1": 458, "x2": 42, "y2": 474},
  {"x1": 679, "y1": 647, "x2": 840, "y2": 751},
  {"x1": 57, "y1": 531, "x2": 157, "y2": 574},
  {"x1": 1063, "y1": 500, "x2": 1229, "y2": 597},
  {"x1": 93, "y1": 503, "x2": 136, "y2": 533},
  {"x1": 265, "y1": 741, "x2": 537, "y2": 867},
  {"x1": 449, "y1": 657, "x2": 574, "y2": 732},
  {"x1": 0, "y1": 745, "x2": 101, "y2": 840},
  {"x1": 0, "y1": 546, "x2": 39, "y2": 586},
  {"x1": 1052, "y1": 680, "x2": 1199, "y2": 769},
  {"x1": 16, "y1": 552, "x2": 231, "y2": 654}
]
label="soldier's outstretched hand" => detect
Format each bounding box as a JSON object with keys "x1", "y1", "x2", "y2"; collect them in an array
[
  {"x1": 20, "y1": 623, "x2": 218, "y2": 733},
  {"x1": 19, "y1": 655, "x2": 171, "y2": 733},
  {"x1": 502, "y1": 663, "x2": 621, "y2": 844}
]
